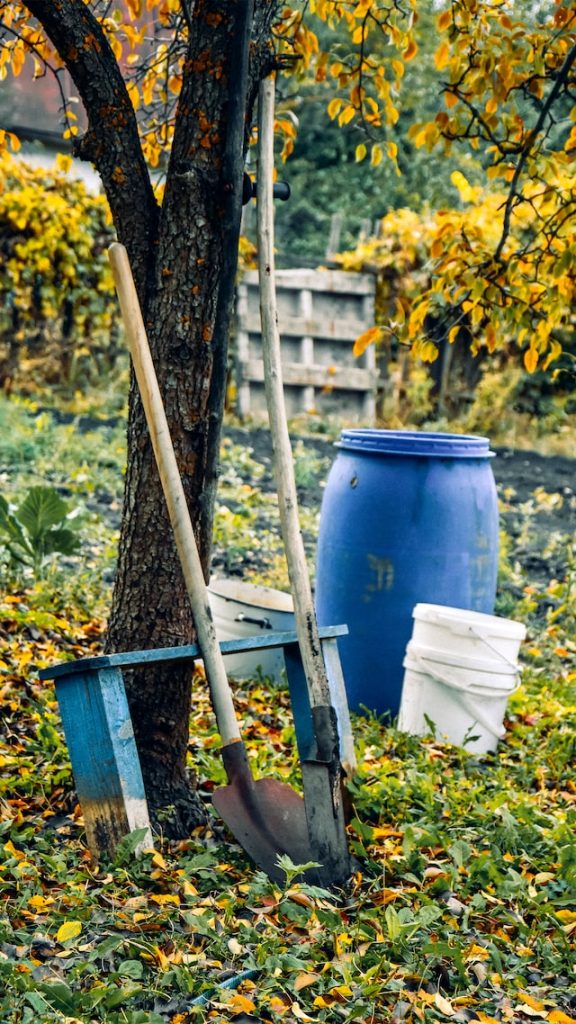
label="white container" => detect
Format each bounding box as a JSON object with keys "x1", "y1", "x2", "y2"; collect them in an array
[
  {"x1": 398, "y1": 605, "x2": 526, "y2": 753},
  {"x1": 208, "y1": 577, "x2": 295, "y2": 682},
  {"x1": 411, "y1": 603, "x2": 526, "y2": 667},
  {"x1": 404, "y1": 642, "x2": 519, "y2": 692}
]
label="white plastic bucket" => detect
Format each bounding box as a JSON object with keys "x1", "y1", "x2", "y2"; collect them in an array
[
  {"x1": 411, "y1": 603, "x2": 525, "y2": 666},
  {"x1": 208, "y1": 577, "x2": 295, "y2": 682},
  {"x1": 398, "y1": 605, "x2": 526, "y2": 753}
]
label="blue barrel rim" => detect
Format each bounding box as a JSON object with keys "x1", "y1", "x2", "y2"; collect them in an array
[{"x1": 336, "y1": 429, "x2": 495, "y2": 459}]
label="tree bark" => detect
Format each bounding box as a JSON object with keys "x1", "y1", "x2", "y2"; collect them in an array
[
  {"x1": 21, "y1": 0, "x2": 277, "y2": 834},
  {"x1": 106, "y1": 1, "x2": 257, "y2": 834}
]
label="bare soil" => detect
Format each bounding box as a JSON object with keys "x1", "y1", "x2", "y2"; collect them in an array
[{"x1": 220, "y1": 425, "x2": 576, "y2": 594}]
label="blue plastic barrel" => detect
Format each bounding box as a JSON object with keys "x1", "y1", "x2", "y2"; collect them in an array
[{"x1": 315, "y1": 430, "x2": 499, "y2": 717}]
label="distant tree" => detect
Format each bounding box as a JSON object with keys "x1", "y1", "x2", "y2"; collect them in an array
[{"x1": 273, "y1": 3, "x2": 479, "y2": 265}]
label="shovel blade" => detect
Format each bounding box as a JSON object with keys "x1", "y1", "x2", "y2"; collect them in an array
[
  {"x1": 299, "y1": 705, "x2": 351, "y2": 887},
  {"x1": 300, "y1": 760, "x2": 350, "y2": 887},
  {"x1": 214, "y1": 777, "x2": 312, "y2": 884},
  {"x1": 213, "y1": 742, "x2": 313, "y2": 884}
]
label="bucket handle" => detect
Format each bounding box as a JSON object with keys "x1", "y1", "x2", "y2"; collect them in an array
[
  {"x1": 422, "y1": 610, "x2": 521, "y2": 669},
  {"x1": 468, "y1": 627, "x2": 520, "y2": 668},
  {"x1": 409, "y1": 652, "x2": 521, "y2": 695},
  {"x1": 408, "y1": 653, "x2": 520, "y2": 741},
  {"x1": 234, "y1": 613, "x2": 273, "y2": 630},
  {"x1": 459, "y1": 693, "x2": 507, "y2": 741}
]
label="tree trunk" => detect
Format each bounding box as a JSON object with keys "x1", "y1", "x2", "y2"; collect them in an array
[
  {"x1": 105, "y1": 0, "x2": 259, "y2": 835},
  {"x1": 23, "y1": 0, "x2": 276, "y2": 835}
]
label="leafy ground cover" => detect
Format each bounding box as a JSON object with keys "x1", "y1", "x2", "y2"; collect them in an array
[{"x1": 1, "y1": 399, "x2": 576, "y2": 1023}]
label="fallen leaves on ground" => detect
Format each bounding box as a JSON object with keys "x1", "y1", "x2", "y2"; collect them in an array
[{"x1": 2, "y1": 567, "x2": 576, "y2": 1023}]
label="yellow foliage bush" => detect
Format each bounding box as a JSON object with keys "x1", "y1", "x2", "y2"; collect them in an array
[
  {"x1": 0, "y1": 152, "x2": 116, "y2": 393},
  {"x1": 0, "y1": 153, "x2": 258, "y2": 396}
]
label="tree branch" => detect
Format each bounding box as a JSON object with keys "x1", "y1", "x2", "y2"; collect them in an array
[
  {"x1": 495, "y1": 39, "x2": 576, "y2": 261},
  {"x1": 203, "y1": 0, "x2": 256, "y2": 549},
  {"x1": 179, "y1": 0, "x2": 194, "y2": 36}
]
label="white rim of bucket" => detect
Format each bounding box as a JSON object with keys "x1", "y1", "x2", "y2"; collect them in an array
[
  {"x1": 403, "y1": 651, "x2": 521, "y2": 697},
  {"x1": 412, "y1": 604, "x2": 526, "y2": 640},
  {"x1": 209, "y1": 577, "x2": 294, "y2": 614},
  {"x1": 406, "y1": 641, "x2": 519, "y2": 676}
]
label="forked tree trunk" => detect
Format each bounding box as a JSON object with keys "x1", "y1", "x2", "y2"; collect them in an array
[
  {"x1": 24, "y1": 0, "x2": 275, "y2": 834},
  {"x1": 106, "y1": 0, "x2": 260, "y2": 835}
]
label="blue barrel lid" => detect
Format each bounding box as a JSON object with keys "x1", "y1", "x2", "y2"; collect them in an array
[{"x1": 337, "y1": 429, "x2": 495, "y2": 458}]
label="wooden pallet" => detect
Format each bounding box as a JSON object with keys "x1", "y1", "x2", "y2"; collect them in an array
[{"x1": 236, "y1": 268, "x2": 378, "y2": 422}]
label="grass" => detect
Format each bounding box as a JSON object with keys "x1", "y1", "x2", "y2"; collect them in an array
[{"x1": 1, "y1": 390, "x2": 575, "y2": 1022}]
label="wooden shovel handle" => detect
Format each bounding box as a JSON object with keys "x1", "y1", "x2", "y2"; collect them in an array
[
  {"x1": 256, "y1": 80, "x2": 332, "y2": 710},
  {"x1": 108, "y1": 243, "x2": 240, "y2": 746}
]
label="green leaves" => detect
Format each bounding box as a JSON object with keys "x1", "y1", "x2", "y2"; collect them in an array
[
  {"x1": 384, "y1": 901, "x2": 443, "y2": 945},
  {"x1": 0, "y1": 486, "x2": 81, "y2": 578},
  {"x1": 275, "y1": 853, "x2": 323, "y2": 887}
]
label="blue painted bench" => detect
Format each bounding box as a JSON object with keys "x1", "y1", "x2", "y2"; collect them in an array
[{"x1": 38, "y1": 625, "x2": 353, "y2": 860}]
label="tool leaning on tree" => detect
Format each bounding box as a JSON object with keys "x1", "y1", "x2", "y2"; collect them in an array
[
  {"x1": 108, "y1": 242, "x2": 351, "y2": 887},
  {"x1": 254, "y1": 75, "x2": 352, "y2": 886}
]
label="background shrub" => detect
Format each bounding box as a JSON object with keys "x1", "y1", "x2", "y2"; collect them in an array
[{"x1": 0, "y1": 152, "x2": 118, "y2": 394}]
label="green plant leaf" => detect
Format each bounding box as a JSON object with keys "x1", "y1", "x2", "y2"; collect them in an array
[
  {"x1": 16, "y1": 486, "x2": 70, "y2": 540},
  {"x1": 37, "y1": 980, "x2": 76, "y2": 1013},
  {"x1": 42, "y1": 527, "x2": 81, "y2": 557},
  {"x1": 103, "y1": 984, "x2": 144, "y2": 1009},
  {"x1": 0, "y1": 494, "x2": 31, "y2": 554},
  {"x1": 117, "y1": 960, "x2": 145, "y2": 980}
]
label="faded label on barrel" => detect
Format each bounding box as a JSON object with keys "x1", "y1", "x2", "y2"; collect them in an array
[{"x1": 363, "y1": 554, "x2": 395, "y2": 601}]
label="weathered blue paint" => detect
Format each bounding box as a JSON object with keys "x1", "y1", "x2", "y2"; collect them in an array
[
  {"x1": 41, "y1": 625, "x2": 350, "y2": 861},
  {"x1": 284, "y1": 635, "x2": 356, "y2": 773},
  {"x1": 38, "y1": 625, "x2": 348, "y2": 681},
  {"x1": 283, "y1": 642, "x2": 314, "y2": 759},
  {"x1": 55, "y1": 667, "x2": 151, "y2": 858},
  {"x1": 322, "y1": 637, "x2": 357, "y2": 775}
]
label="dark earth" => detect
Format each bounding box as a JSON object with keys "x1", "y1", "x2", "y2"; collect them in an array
[
  {"x1": 65, "y1": 408, "x2": 574, "y2": 599},
  {"x1": 220, "y1": 424, "x2": 576, "y2": 598}
]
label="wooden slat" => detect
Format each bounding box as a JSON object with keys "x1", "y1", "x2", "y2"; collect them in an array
[
  {"x1": 241, "y1": 357, "x2": 377, "y2": 392},
  {"x1": 325, "y1": 212, "x2": 344, "y2": 260},
  {"x1": 39, "y1": 625, "x2": 349, "y2": 680},
  {"x1": 322, "y1": 638, "x2": 357, "y2": 776},
  {"x1": 243, "y1": 268, "x2": 375, "y2": 296},
  {"x1": 299, "y1": 288, "x2": 315, "y2": 412},
  {"x1": 55, "y1": 668, "x2": 152, "y2": 859},
  {"x1": 283, "y1": 642, "x2": 313, "y2": 760},
  {"x1": 239, "y1": 312, "x2": 368, "y2": 342}
]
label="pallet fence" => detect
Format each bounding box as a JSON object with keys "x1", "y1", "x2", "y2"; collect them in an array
[{"x1": 235, "y1": 268, "x2": 378, "y2": 422}]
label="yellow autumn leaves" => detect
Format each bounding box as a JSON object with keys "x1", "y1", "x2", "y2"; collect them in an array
[
  {"x1": 343, "y1": 171, "x2": 574, "y2": 373},
  {"x1": 56, "y1": 919, "x2": 83, "y2": 943},
  {"x1": 300, "y1": 0, "x2": 415, "y2": 170}
]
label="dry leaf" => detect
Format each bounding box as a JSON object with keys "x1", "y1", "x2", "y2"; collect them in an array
[
  {"x1": 294, "y1": 973, "x2": 321, "y2": 992},
  {"x1": 434, "y1": 993, "x2": 455, "y2": 1017},
  {"x1": 56, "y1": 920, "x2": 82, "y2": 943}
]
